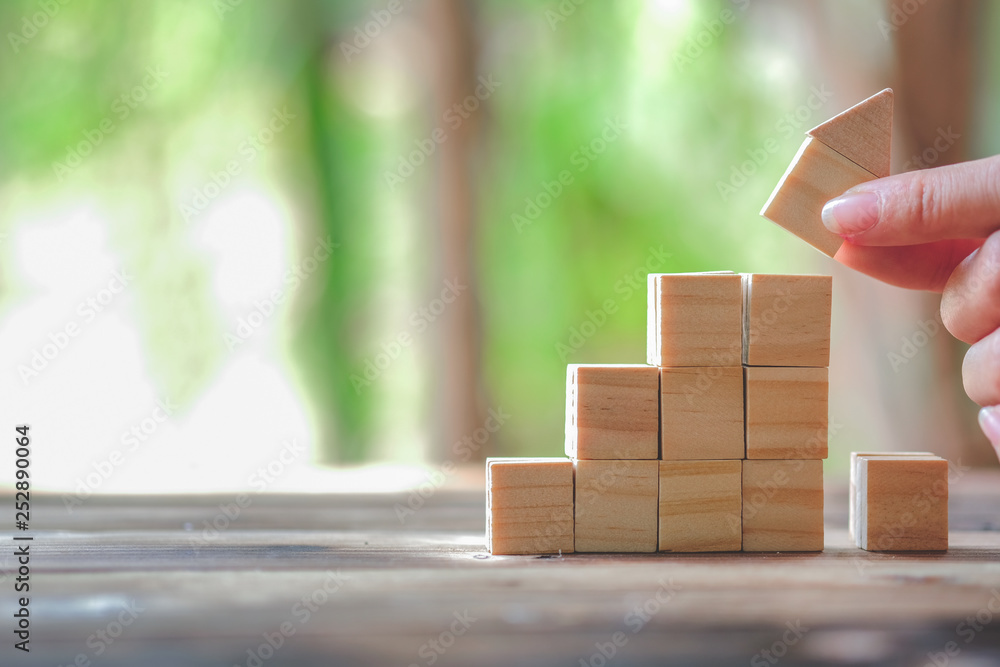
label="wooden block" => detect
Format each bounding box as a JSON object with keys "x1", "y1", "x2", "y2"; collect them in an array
[
  {"x1": 745, "y1": 366, "x2": 828, "y2": 460},
  {"x1": 487, "y1": 458, "x2": 574, "y2": 555},
  {"x1": 647, "y1": 272, "x2": 743, "y2": 367},
  {"x1": 807, "y1": 88, "x2": 893, "y2": 178},
  {"x1": 742, "y1": 460, "x2": 824, "y2": 552},
  {"x1": 760, "y1": 137, "x2": 877, "y2": 257},
  {"x1": 565, "y1": 364, "x2": 659, "y2": 460},
  {"x1": 857, "y1": 455, "x2": 948, "y2": 552},
  {"x1": 575, "y1": 460, "x2": 658, "y2": 553},
  {"x1": 660, "y1": 366, "x2": 744, "y2": 460},
  {"x1": 743, "y1": 273, "x2": 832, "y2": 367},
  {"x1": 848, "y1": 451, "x2": 934, "y2": 541},
  {"x1": 658, "y1": 460, "x2": 742, "y2": 552}
]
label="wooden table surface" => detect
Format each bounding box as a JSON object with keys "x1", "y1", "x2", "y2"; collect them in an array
[{"x1": 5, "y1": 471, "x2": 1000, "y2": 667}]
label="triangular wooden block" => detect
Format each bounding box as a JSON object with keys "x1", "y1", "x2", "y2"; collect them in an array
[{"x1": 806, "y1": 88, "x2": 893, "y2": 178}]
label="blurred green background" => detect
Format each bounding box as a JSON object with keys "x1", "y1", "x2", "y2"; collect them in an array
[{"x1": 1, "y1": 0, "x2": 992, "y2": 490}]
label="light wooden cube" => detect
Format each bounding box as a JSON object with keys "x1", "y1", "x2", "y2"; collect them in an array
[
  {"x1": 742, "y1": 460, "x2": 824, "y2": 552},
  {"x1": 856, "y1": 455, "x2": 948, "y2": 552},
  {"x1": 848, "y1": 451, "x2": 933, "y2": 541},
  {"x1": 575, "y1": 460, "x2": 658, "y2": 553},
  {"x1": 565, "y1": 364, "x2": 659, "y2": 460},
  {"x1": 660, "y1": 366, "x2": 744, "y2": 460},
  {"x1": 743, "y1": 274, "x2": 832, "y2": 367},
  {"x1": 745, "y1": 367, "x2": 828, "y2": 460},
  {"x1": 647, "y1": 272, "x2": 743, "y2": 367},
  {"x1": 760, "y1": 137, "x2": 877, "y2": 257},
  {"x1": 487, "y1": 458, "x2": 574, "y2": 555},
  {"x1": 659, "y1": 460, "x2": 742, "y2": 552}
]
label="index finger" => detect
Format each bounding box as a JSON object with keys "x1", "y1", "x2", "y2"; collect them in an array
[
  {"x1": 822, "y1": 155, "x2": 1000, "y2": 246},
  {"x1": 834, "y1": 238, "x2": 982, "y2": 292}
]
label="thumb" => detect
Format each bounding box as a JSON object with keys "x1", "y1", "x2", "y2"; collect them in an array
[{"x1": 821, "y1": 154, "x2": 1000, "y2": 245}]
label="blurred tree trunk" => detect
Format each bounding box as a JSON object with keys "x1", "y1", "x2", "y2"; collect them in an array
[{"x1": 425, "y1": 0, "x2": 488, "y2": 460}]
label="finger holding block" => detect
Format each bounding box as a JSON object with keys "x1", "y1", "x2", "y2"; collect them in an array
[
  {"x1": 488, "y1": 458, "x2": 575, "y2": 555},
  {"x1": 659, "y1": 460, "x2": 742, "y2": 552}
]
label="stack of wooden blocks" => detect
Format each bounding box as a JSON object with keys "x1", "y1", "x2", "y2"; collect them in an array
[{"x1": 487, "y1": 271, "x2": 831, "y2": 555}]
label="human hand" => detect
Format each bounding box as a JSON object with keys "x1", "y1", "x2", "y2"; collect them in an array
[{"x1": 820, "y1": 155, "x2": 1000, "y2": 452}]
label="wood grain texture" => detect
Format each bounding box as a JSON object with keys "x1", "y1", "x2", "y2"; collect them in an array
[
  {"x1": 760, "y1": 137, "x2": 877, "y2": 257},
  {"x1": 565, "y1": 364, "x2": 659, "y2": 460},
  {"x1": 858, "y1": 455, "x2": 949, "y2": 552},
  {"x1": 848, "y1": 451, "x2": 934, "y2": 541},
  {"x1": 488, "y1": 458, "x2": 574, "y2": 555},
  {"x1": 647, "y1": 272, "x2": 743, "y2": 367},
  {"x1": 658, "y1": 460, "x2": 742, "y2": 553},
  {"x1": 743, "y1": 273, "x2": 832, "y2": 367},
  {"x1": 661, "y1": 366, "x2": 744, "y2": 460},
  {"x1": 742, "y1": 460, "x2": 824, "y2": 552},
  {"x1": 575, "y1": 459, "x2": 658, "y2": 553},
  {"x1": 807, "y1": 88, "x2": 893, "y2": 178},
  {"x1": 745, "y1": 366, "x2": 828, "y2": 460}
]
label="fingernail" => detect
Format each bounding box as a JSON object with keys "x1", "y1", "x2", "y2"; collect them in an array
[
  {"x1": 978, "y1": 406, "x2": 1000, "y2": 453},
  {"x1": 821, "y1": 192, "x2": 880, "y2": 236}
]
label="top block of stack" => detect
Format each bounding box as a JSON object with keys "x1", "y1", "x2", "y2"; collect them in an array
[
  {"x1": 647, "y1": 272, "x2": 743, "y2": 367},
  {"x1": 743, "y1": 273, "x2": 832, "y2": 367}
]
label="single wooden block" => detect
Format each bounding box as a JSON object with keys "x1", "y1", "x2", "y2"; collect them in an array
[
  {"x1": 647, "y1": 272, "x2": 743, "y2": 367},
  {"x1": 659, "y1": 460, "x2": 742, "y2": 552},
  {"x1": 745, "y1": 366, "x2": 828, "y2": 460},
  {"x1": 743, "y1": 273, "x2": 832, "y2": 367},
  {"x1": 660, "y1": 366, "x2": 744, "y2": 460},
  {"x1": 575, "y1": 460, "x2": 658, "y2": 553},
  {"x1": 857, "y1": 455, "x2": 948, "y2": 552},
  {"x1": 742, "y1": 460, "x2": 824, "y2": 552},
  {"x1": 487, "y1": 458, "x2": 574, "y2": 555},
  {"x1": 760, "y1": 137, "x2": 877, "y2": 257},
  {"x1": 807, "y1": 88, "x2": 893, "y2": 178},
  {"x1": 848, "y1": 451, "x2": 934, "y2": 541},
  {"x1": 565, "y1": 364, "x2": 659, "y2": 460}
]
